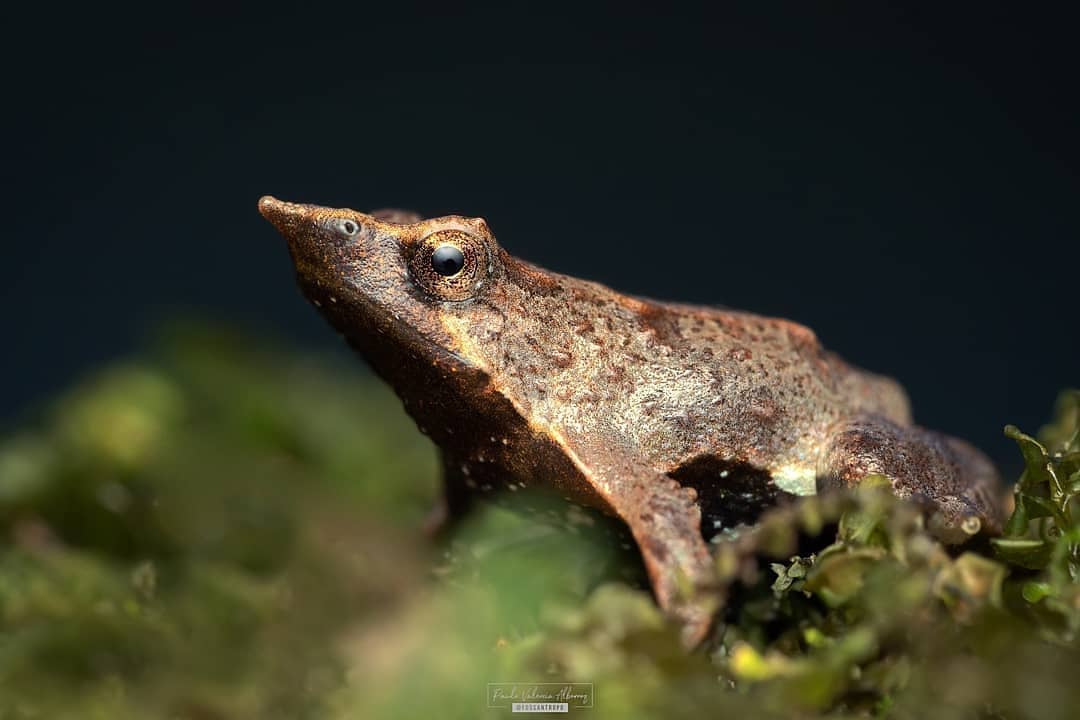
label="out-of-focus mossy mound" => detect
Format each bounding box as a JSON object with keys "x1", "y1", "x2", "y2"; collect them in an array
[{"x1": 0, "y1": 325, "x2": 1077, "y2": 719}]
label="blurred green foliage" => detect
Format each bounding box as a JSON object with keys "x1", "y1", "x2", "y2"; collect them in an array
[{"x1": 0, "y1": 326, "x2": 1076, "y2": 719}]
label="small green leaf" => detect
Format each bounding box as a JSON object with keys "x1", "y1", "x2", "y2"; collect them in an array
[
  {"x1": 991, "y1": 537, "x2": 1053, "y2": 570},
  {"x1": 787, "y1": 559, "x2": 808, "y2": 579},
  {"x1": 933, "y1": 553, "x2": 1006, "y2": 614},
  {"x1": 1020, "y1": 493, "x2": 1067, "y2": 525},
  {"x1": 1021, "y1": 581, "x2": 1053, "y2": 604},
  {"x1": 1017, "y1": 492, "x2": 1057, "y2": 520},
  {"x1": 1003, "y1": 493, "x2": 1030, "y2": 537},
  {"x1": 1005, "y1": 425, "x2": 1057, "y2": 492},
  {"x1": 804, "y1": 547, "x2": 886, "y2": 607},
  {"x1": 802, "y1": 626, "x2": 827, "y2": 648},
  {"x1": 837, "y1": 475, "x2": 891, "y2": 546},
  {"x1": 1038, "y1": 389, "x2": 1080, "y2": 453},
  {"x1": 771, "y1": 562, "x2": 794, "y2": 595},
  {"x1": 1065, "y1": 469, "x2": 1080, "y2": 497}
]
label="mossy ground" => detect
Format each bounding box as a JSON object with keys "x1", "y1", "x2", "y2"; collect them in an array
[{"x1": 0, "y1": 325, "x2": 1076, "y2": 719}]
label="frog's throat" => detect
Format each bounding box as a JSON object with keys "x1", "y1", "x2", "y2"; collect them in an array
[{"x1": 440, "y1": 312, "x2": 552, "y2": 430}]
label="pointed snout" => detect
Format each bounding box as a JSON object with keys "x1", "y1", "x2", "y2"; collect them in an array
[
  {"x1": 258, "y1": 195, "x2": 309, "y2": 232},
  {"x1": 259, "y1": 195, "x2": 368, "y2": 279}
]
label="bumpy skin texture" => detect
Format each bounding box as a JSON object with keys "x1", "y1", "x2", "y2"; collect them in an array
[{"x1": 259, "y1": 197, "x2": 1004, "y2": 646}]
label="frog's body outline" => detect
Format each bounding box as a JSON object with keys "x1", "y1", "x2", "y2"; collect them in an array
[{"x1": 259, "y1": 196, "x2": 1003, "y2": 646}]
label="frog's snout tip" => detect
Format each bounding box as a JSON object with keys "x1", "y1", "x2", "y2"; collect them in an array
[
  {"x1": 257, "y1": 194, "x2": 278, "y2": 215},
  {"x1": 259, "y1": 196, "x2": 314, "y2": 237},
  {"x1": 258, "y1": 195, "x2": 289, "y2": 227}
]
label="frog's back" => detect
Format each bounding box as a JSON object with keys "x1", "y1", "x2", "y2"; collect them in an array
[
  {"x1": 639, "y1": 298, "x2": 913, "y2": 441},
  {"x1": 515, "y1": 273, "x2": 914, "y2": 471}
]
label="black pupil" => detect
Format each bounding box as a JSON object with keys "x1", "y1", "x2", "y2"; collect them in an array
[{"x1": 431, "y1": 245, "x2": 465, "y2": 276}]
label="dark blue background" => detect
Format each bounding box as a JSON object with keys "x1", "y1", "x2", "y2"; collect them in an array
[{"x1": 4, "y1": 4, "x2": 1077, "y2": 474}]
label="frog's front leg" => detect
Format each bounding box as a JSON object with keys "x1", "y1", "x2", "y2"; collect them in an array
[
  {"x1": 574, "y1": 451, "x2": 718, "y2": 647},
  {"x1": 423, "y1": 452, "x2": 475, "y2": 538},
  {"x1": 817, "y1": 414, "x2": 1004, "y2": 542}
]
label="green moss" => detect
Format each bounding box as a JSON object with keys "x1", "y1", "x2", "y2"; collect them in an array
[{"x1": 0, "y1": 324, "x2": 1076, "y2": 718}]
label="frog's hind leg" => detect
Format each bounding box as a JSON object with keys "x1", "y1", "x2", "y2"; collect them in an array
[{"x1": 817, "y1": 415, "x2": 1004, "y2": 542}]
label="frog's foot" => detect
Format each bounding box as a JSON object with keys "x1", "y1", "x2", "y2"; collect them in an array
[
  {"x1": 579, "y1": 457, "x2": 718, "y2": 647},
  {"x1": 818, "y1": 414, "x2": 1004, "y2": 542}
]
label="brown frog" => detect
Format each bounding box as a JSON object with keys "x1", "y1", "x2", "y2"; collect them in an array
[{"x1": 258, "y1": 196, "x2": 1003, "y2": 646}]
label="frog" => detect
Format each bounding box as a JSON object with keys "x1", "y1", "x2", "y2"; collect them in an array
[{"x1": 258, "y1": 196, "x2": 1003, "y2": 646}]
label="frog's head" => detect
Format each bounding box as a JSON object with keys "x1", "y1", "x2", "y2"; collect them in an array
[{"x1": 258, "y1": 196, "x2": 505, "y2": 383}]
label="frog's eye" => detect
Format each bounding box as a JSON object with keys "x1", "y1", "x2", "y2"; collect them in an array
[
  {"x1": 338, "y1": 219, "x2": 360, "y2": 236},
  {"x1": 409, "y1": 229, "x2": 489, "y2": 302},
  {"x1": 431, "y1": 245, "x2": 465, "y2": 276}
]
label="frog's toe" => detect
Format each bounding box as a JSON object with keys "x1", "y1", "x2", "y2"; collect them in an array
[{"x1": 919, "y1": 491, "x2": 999, "y2": 543}]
